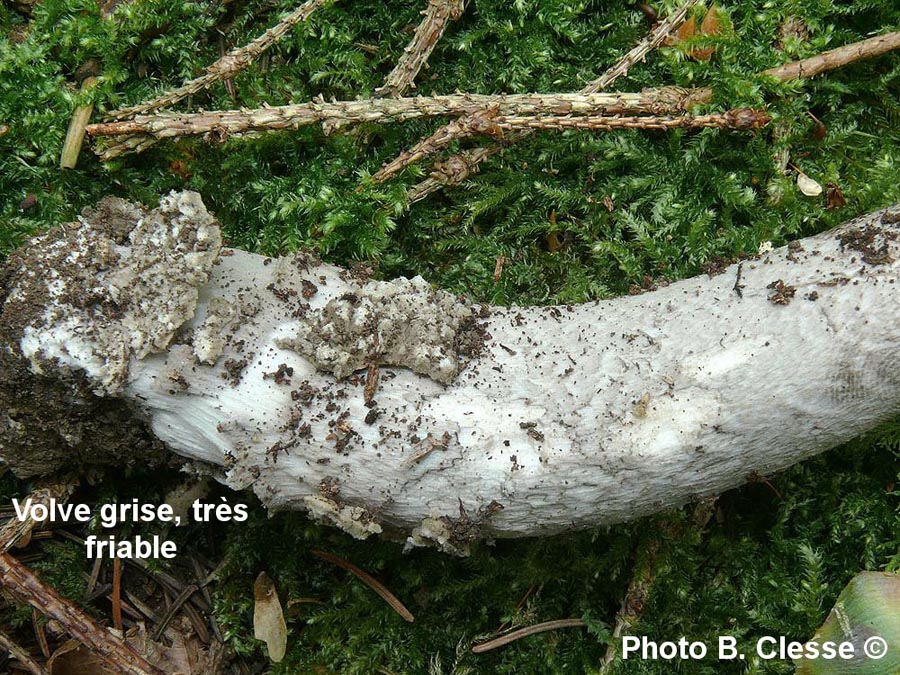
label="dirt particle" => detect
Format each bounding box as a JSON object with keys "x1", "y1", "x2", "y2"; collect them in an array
[
  {"x1": 320, "y1": 476, "x2": 340, "y2": 500},
  {"x1": 222, "y1": 358, "x2": 248, "y2": 386},
  {"x1": 767, "y1": 280, "x2": 796, "y2": 305},
  {"x1": 263, "y1": 363, "x2": 294, "y2": 385},
  {"x1": 300, "y1": 279, "x2": 318, "y2": 299},
  {"x1": 838, "y1": 225, "x2": 896, "y2": 266}
]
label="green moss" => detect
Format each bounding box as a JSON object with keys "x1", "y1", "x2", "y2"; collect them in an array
[{"x1": 2, "y1": 0, "x2": 900, "y2": 672}]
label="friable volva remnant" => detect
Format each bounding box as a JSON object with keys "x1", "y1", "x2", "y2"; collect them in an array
[{"x1": 2, "y1": 192, "x2": 900, "y2": 555}]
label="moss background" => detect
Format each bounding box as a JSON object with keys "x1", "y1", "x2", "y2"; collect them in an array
[{"x1": 2, "y1": 0, "x2": 900, "y2": 672}]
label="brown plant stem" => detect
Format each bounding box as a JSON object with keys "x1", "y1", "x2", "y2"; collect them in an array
[
  {"x1": 376, "y1": 0, "x2": 468, "y2": 97},
  {"x1": 105, "y1": 0, "x2": 335, "y2": 120},
  {"x1": 761, "y1": 29, "x2": 900, "y2": 81}
]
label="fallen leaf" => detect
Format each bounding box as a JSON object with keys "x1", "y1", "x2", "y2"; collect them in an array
[
  {"x1": 547, "y1": 231, "x2": 561, "y2": 252},
  {"x1": 674, "y1": 15, "x2": 697, "y2": 42},
  {"x1": 48, "y1": 622, "x2": 219, "y2": 675},
  {"x1": 164, "y1": 477, "x2": 211, "y2": 525},
  {"x1": 254, "y1": 572, "x2": 287, "y2": 663},
  {"x1": 692, "y1": 5, "x2": 722, "y2": 60},
  {"x1": 700, "y1": 4, "x2": 721, "y2": 35},
  {"x1": 825, "y1": 183, "x2": 846, "y2": 210},
  {"x1": 671, "y1": 6, "x2": 724, "y2": 60},
  {"x1": 796, "y1": 572, "x2": 900, "y2": 674},
  {"x1": 796, "y1": 172, "x2": 823, "y2": 197}
]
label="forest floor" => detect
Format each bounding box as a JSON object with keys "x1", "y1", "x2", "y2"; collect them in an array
[{"x1": 1, "y1": 0, "x2": 900, "y2": 673}]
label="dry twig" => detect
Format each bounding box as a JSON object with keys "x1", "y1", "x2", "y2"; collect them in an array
[
  {"x1": 761, "y1": 29, "x2": 900, "y2": 81},
  {"x1": 376, "y1": 0, "x2": 468, "y2": 97},
  {"x1": 105, "y1": 0, "x2": 335, "y2": 120},
  {"x1": 479, "y1": 107, "x2": 770, "y2": 132}
]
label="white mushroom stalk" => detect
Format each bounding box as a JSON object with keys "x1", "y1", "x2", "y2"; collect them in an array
[{"x1": 2, "y1": 192, "x2": 900, "y2": 554}]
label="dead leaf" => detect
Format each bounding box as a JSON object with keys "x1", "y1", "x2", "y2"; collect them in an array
[
  {"x1": 493, "y1": 255, "x2": 506, "y2": 283},
  {"x1": 164, "y1": 477, "x2": 211, "y2": 525},
  {"x1": 49, "y1": 622, "x2": 220, "y2": 675},
  {"x1": 796, "y1": 171, "x2": 823, "y2": 197},
  {"x1": 700, "y1": 5, "x2": 721, "y2": 35},
  {"x1": 676, "y1": 15, "x2": 697, "y2": 42},
  {"x1": 672, "y1": 6, "x2": 723, "y2": 60},
  {"x1": 254, "y1": 572, "x2": 287, "y2": 663},
  {"x1": 826, "y1": 183, "x2": 847, "y2": 210}
]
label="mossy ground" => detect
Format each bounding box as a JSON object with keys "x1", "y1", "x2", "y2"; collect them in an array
[{"x1": 1, "y1": 0, "x2": 900, "y2": 672}]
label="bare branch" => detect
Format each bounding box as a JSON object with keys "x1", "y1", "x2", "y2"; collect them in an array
[
  {"x1": 105, "y1": 0, "x2": 335, "y2": 120},
  {"x1": 376, "y1": 0, "x2": 468, "y2": 97}
]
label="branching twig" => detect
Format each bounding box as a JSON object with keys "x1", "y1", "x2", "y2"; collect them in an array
[
  {"x1": 87, "y1": 89, "x2": 700, "y2": 158},
  {"x1": 585, "y1": 0, "x2": 704, "y2": 94},
  {"x1": 376, "y1": 0, "x2": 468, "y2": 97},
  {"x1": 0, "y1": 553, "x2": 162, "y2": 675},
  {"x1": 390, "y1": 0, "x2": 702, "y2": 192},
  {"x1": 405, "y1": 27, "x2": 900, "y2": 202},
  {"x1": 371, "y1": 96, "x2": 759, "y2": 183},
  {"x1": 105, "y1": 0, "x2": 335, "y2": 120}
]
